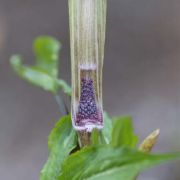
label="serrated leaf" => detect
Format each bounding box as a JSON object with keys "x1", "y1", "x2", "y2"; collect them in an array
[
  {"x1": 111, "y1": 116, "x2": 138, "y2": 148},
  {"x1": 58, "y1": 146, "x2": 180, "y2": 180},
  {"x1": 40, "y1": 115, "x2": 77, "y2": 180},
  {"x1": 101, "y1": 112, "x2": 113, "y2": 144}
]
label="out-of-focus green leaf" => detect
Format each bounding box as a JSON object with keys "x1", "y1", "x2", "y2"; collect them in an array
[
  {"x1": 40, "y1": 115, "x2": 77, "y2": 180},
  {"x1": 33, "y1": 36, "x2": 61, "y2": 77},
  {"x1": 111, "y1": 116, "x2": 138, "y2": 148},
  {"x1": 87, "y1": 165, "x2": 138, "y2": 180},
  {"x1": 57, "y1": 79, "x2": 72, "y2": 96},
  {"x1": 10, "y1": 36, "x2": 72, "y2": 96},
  {"x1": 101, "y1": 112, "x2": 113, "y2": 144},
  {"x1": 10, "y1": 55, "x2": 58, "y2": 93},
  {"x1": 58, "y1": 146, "x2": 180, "y2": 180},
  {"x1": 91, "y1": 129, "x2": 101, "y2": 146}
]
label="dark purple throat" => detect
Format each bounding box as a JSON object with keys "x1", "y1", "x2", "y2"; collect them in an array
[{"x1": 76, "y1": 77, "x2": 102, "y2": 126}]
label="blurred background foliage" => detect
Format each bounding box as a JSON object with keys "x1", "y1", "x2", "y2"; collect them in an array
[{"x1": 10, "y1": 36, "x2": 71, "y2": 95}]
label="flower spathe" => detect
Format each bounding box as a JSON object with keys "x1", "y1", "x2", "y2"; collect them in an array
[{"x1": 69, "y1": 0, "x2": 107, "y2": 132}]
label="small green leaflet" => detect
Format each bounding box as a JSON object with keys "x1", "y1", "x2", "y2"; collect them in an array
[
  {"x1": 111, "y1": 116, "x2": 138, "y2": 148},
  {"x1": 10, "y1": 36, "x2": 71, "y2": 95},
  {"x1": 91, "y1": 129, "x2": 101, "y2": 146},
  {"x1": 33, "y1": 36, "x2": 61, "y2": 78},
  {"x1": 101, "y1": 112, "x2": 113, "y2": 144},
  {"x1": 10, "y1": 56, "x2": 58, "y2": 93}
]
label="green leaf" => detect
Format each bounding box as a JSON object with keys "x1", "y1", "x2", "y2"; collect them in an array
[
  {"x1": 10, "y1": 36, "x2": 72, "y2": 96},
  {"x1": 111, "y1": 116, "x2": 138, "y2": 148},
  {"x1": 59, "y1": 146, "x2": 180, "y2": 180},
  {"x1": 57, "y1": 79, "x2": 72, "y2": 96},
  {"x1": 40, "y1": 115, "x2": 77, "y2": 180},
  {"x1": 91, "y1": 129, "x2": 101, "y2": 146},
  {"x1": 10, "y1": 55, "x2": 58, "y2": 93},
  {"x1": 87, "y1": 166, "x2": 139, "y2": 180},
  {"x1": 101, "y1": 112, "x2": 113, "y2": 144},
  {"x1": 33, "y1": 36, "x2": 61, "y2": 78}
]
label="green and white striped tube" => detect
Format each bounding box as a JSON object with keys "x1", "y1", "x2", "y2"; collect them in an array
[{"x1": 69, "y1": 0, "x2": 107, "y2": 132}]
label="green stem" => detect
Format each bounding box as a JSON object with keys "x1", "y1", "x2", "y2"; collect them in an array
[
  {"x1": 78, "y1": 131, "x2": 91, "y2": 147},
  {"x1": 54, "y1": 94, "x2": 68, "y2": 115}
]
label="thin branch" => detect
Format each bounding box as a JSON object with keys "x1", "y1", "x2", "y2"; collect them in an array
[{"x1": 54, "y1": 94, "x2": 69, "y2": 115}]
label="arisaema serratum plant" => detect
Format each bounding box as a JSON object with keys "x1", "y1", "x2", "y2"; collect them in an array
[
  {"x1": 10, "y1": 0, "x2": 180, "y2": 180},
  {"x1": 69, "y1": 0, "x2": 106, "y2": 146}
]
